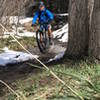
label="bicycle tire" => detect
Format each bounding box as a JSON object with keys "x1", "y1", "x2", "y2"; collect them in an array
[{"x1": 36, "y1": 30, "x2": 47, "y2": 53}]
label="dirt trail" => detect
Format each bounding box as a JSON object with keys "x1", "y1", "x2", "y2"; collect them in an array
[
  {"x1": 0, "y1": 38, "x2": 66, "y2": 82},
  {"x1": 30, "y1": 39, "x2": 66, "y2": 60}
]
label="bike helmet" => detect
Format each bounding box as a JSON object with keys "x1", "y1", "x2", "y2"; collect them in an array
[{"x1": 39, "y1": 1, "x2": 45, "y2": 8}]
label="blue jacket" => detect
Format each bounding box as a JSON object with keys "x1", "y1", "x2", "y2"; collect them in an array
[{"x1": 32, "y1": 8, "x2": 54, "y2": 24}]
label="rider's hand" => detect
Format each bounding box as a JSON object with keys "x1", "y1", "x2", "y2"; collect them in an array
[
  {"x1": 31, "y1": 24, "x2": 37, "y2": 32},
  {"x1": 31, "y1": 24, "x2": 34, "y2": 27},
  {"x1": 31, "y1": 24, "x2": 37, "y2": 27}
]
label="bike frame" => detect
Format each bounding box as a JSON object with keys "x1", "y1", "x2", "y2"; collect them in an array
[{"x1": 36, "y1": 23, "x2": 50, "y2": 53}]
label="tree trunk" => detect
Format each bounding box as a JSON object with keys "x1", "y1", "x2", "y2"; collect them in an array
[
  {"x1": 89, "y1": 0, "x2": 100, "y2": 59},
  {"x1": 66, "y1": 0, "x2": 89, "y2": 57}
]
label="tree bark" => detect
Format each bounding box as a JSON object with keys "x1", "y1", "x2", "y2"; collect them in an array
[
  {"x1": 89, "y1": 0, "x2": 100, "y2": 59},
  {"x1": 66, "y1": 0, "x2": 89, "y2": 57}
]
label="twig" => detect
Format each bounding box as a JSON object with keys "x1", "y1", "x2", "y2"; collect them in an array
[
  {"x1": 58, "y1": 85, "x2": 65, "y2": 94},
  {"x1": 0, "y1": 80, "x2": 20, "y2": 100}
]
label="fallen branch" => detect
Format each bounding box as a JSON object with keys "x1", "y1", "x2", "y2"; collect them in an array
[{"x1": 0, "y1": 80, "x2": 20, "y2": 100}]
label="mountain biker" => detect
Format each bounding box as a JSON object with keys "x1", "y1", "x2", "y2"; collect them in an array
[{"x1": 31, "y1": 1, "x2": 54, "y2": 45}]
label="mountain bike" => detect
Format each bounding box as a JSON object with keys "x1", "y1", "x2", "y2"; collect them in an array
[{"x1": 36, "y1": 23, "x2": 51, "y2": 53}]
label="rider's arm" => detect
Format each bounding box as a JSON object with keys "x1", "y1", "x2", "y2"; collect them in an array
[
  {"x1": 32, "y1": 12, "x2": 39, "y2": 25},
  {"x1": 46, "y1": 10, "x2": 54, "y2": 22}
]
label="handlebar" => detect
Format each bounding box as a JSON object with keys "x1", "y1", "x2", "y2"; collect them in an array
[{"x1": 32, "y1": 20, "x2": 52, "y2": 26}]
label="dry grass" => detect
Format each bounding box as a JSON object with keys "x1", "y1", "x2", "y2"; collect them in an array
[
  {"x1": 0, "y1": 36, "x2": 36, "y2": 51},
  {"x1": 2, "y1": 60, "x2": 100, "y2": 100}
]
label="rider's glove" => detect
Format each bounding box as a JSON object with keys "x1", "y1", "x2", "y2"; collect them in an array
[
  {"x1": 31, "y1": 24, "x2": 34, "y2": 27},
  {"x1": 31, "y1": 24, "x2": 37, "y2": 27}
]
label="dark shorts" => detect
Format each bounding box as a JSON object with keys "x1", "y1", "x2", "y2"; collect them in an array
[{"x1": 40, "y1": 24, "x2": 52, "y2": 31}]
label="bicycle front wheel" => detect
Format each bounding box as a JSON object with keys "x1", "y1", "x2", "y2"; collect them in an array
[{"x1": 36, "y1": 30, "x2": 47, "y2": 53}]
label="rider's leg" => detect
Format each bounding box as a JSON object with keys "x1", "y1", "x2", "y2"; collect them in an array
[
  {"x1": 39, "y1": 26, "x2": 43, "y2": 42},
  {"x1": 48, "y1": 28, "x2": 52, "y2": 39},
  {"x1": 48, "y1": 25, "x2": 52, "y2": 38},
  {"x1": 40, "y1": 33, "x2": 42, "y2": 42},
  {"x1": 48, "y1": 25, "x2": 53, "y2": 45}
]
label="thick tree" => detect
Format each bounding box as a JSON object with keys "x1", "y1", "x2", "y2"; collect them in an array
[
  {"x1": 66, "y1": 0, "x2": 100, "y2": 60},
  {"x1": 66, "y1": 0, "x2": 89, "y2": 57},
  {"x1": 89, "y1": 0, "x2": 100, "y2": 60}
]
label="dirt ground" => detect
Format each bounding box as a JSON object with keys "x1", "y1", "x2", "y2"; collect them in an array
[
  {"x1": 0, "y1": 37, "x2": 67, "y2": 98},
  {"x1": 0, "y1": 39, "x2": 66, "y2": 79}
]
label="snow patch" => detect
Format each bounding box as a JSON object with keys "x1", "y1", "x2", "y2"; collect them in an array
[
  {"x1": 3, "y1": 24, "x2": 68, "y2": 42},
  {"x1": 0, "y1": 47, "x2": 38, "y2": 66},
  {"x1": 1, "y1": 16, "x2": 32, "y2": 25},
  {"x1": 3, "y1": 30, "x2": 36, "y2": 38},
  {"x1": 19, "y1": 18, "x2": 33, "y2": 24},
  {"x1": 47, "y1": 52, "x2": 65, "y2": 63},
  {"x1": 2, "y1": 16, "x2": 68, "y2": 43},
  {"x1": 53, "y1": 24, "x2": 68, "y2": 42},
  {"x1": 55, "y1": 13, "x2": 69, "y2": 16}
]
